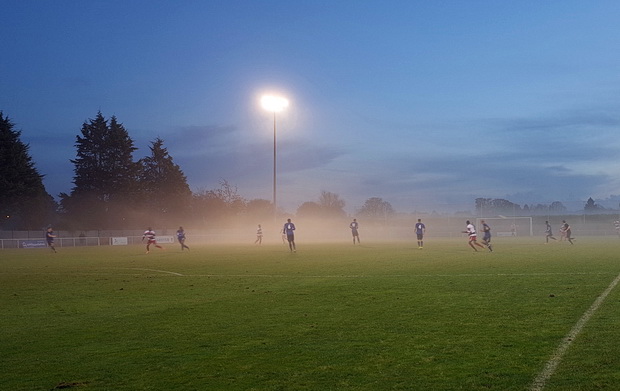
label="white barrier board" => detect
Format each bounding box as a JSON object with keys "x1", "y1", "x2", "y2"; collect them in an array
[
  {"x1": 111, "y1": 237, "x2": 128, "y2": 245},
  {"x1": 157, "y1": 236, "x2": 175, "y2": 244}
]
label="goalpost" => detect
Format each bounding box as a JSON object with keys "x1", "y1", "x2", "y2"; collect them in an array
[{"x1": 476, "y1": 216, "x2": 533, "y2": 237}]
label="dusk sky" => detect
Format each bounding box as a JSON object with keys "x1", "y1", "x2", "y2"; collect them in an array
[{"x1": 2, "y1": 1, "x2": 620, "y2": 214}]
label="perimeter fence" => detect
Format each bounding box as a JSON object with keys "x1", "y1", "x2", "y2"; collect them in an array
[{"x1": 0, "y1": 229, "x2": 249, "y2": 249}]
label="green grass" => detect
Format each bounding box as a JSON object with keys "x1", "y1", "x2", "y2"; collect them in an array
[{"x1": 2, "y1": 237, "x2": 620, "y2": 390}]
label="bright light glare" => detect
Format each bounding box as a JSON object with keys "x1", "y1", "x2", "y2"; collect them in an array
[{"x1": 261, "y1": 95, "x2": 289, "y2": 112}]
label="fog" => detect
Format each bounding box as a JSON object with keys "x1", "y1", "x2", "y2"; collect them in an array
[{"x1": 7, "y1": 215, "x2": 620, "y2": 248}]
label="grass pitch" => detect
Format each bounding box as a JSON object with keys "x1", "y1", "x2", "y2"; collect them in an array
[{"x1": 2, "y1": 237, "x2": 620, "y2": 390}]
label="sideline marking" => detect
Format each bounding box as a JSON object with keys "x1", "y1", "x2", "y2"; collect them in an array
[
  {"x1": 179, "y1": 272, "x2": 613, "y2": 279},
  {"x1": 3, "y1": 271, "x2": 614, "y2": 279},
  {"x1": 529, "y1": 271, "x2": 620, "y2": 391}
]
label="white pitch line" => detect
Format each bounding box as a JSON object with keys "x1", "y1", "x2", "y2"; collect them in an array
[
  {"x1": 2, "y1": 271, "x2": 614, "y2": 279},
  {"x1": 177, "y1": 272, "x2": 613, "y2": 279},
  {"x1": 529, "y1": 271, "x2": 620, "y2": 391},
  {"x1": 127, "y1": 268, "x2": 184, "y2": 276}
]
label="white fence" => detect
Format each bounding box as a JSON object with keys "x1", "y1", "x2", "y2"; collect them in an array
[{"x1": 0, "y1": 228, "x2": 252, "y2": 249}]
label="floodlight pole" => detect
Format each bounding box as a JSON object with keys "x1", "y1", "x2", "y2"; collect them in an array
[
  {"x1": 272, "y1": 111, "x2": 277, "y2": 222},
  {"x1": 261, "y1": 94, "x2": 288, "y2": 224}
]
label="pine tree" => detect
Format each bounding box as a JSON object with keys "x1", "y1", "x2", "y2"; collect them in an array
[
  {"x1": 0, "y1": 112, "x2": 56, "y2": 229},
  {"x1": 138, "y1": 137, "x2": 192, "y2": 224},
  {"x1": 60, "y1": 112, "x2": 138, "y2": 228}
]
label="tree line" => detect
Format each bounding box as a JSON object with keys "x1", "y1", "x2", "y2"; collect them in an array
[
  {"x1": 1, "y1": 111, "x2": 396, "y2": 230},
  {"x1": 475, "y1": 197, "x2": 614, "y2": 216},
  {"x1": 4, "y1": 109, "x2": 610, "y2": 231}
]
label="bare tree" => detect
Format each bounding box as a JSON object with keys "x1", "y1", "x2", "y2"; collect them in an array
[
  {"x1": 318, "y1": 191, "x2": 346, "y2": 218},
  {"x1": 357, "y1": 197, "x2": 394, "y2": 221}
]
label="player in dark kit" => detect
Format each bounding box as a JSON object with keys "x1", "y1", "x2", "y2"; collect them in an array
[
  {"x1": 480, "y1": 220, "x2": 493, "y2": 252},
  {"x1": 350, "y1": 219, "x2": 360, "y2": 244},
  {"x1": 46, "y1": 227, "x2": 57, "y2": 253},
  {"x1": 176, "y1": 226, "x2": 190, "y2": 251},
  {"x1": 415, "y1": 219, "x2": 426, "y2": 249},
  {"x1": 545, "y1": 221, "x2": 557, "y2": 243},
  {"x1": 283, "y1": 218, "x2": 296, "y2": 252}
]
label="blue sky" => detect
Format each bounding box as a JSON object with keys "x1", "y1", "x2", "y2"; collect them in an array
[{"x1": 2, "y1": 0, "x2": 620, "y2": 214}]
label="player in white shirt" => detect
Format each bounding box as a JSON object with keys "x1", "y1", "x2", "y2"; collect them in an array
[
  {"x1": 463, "y1": 220, "x2": 485, "y2": 252},
  {"x1": 142, "y1": 227, "x2": 165, "y2": 254}
]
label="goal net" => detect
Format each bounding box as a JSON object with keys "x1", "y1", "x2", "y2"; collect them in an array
[{"x1": 475, "y1": 216, "x2": 533, "y2": 237}]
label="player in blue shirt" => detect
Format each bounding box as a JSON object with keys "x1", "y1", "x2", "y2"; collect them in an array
[
  {"x1": 415, "y1": 219, "x2": 426, "y2": 249},
  {"x1": 283, "y1": 218, "x2": 296, "y2": 252},
  {"x1": 545, "y1": 221, "x2": 557, "y2": 243},
  {"x1": 350, "y1": 219, "x2": 360, "y2": 244},
  {"x1": 176, "y1": 226, "x2": 190, "y2": 251},
  {"x1": 481, "y1": 220, "x2": 493, "y2": 252},
  {"x1": 46, "y1": 227, "x2": 57, "y2": 253}
]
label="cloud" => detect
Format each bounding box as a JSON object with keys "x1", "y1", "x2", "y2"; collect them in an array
[
  {"x1": 313, "y1": 104, "x2": 620, "y2": 212},
  {"x1": 499, "y1": 109, "x2": 620, "y2": 133},
  {"x1": 159, "y1": 124, "x2": 347, "y2": 199}
]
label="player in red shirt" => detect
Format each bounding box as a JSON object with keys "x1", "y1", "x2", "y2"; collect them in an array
[{"x1": 142, "y1": 227, "x2": 165, "y2": 254}]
